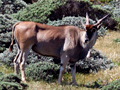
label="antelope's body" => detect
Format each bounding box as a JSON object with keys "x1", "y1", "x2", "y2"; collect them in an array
[{"x1": 9, "y1": 14, "x2": 109, "y2": 85}]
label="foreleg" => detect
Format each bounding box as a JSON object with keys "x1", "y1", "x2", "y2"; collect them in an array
[
  {"x1": 70, "y1": 63, "x2": 77, "y2": 85},
  {"x1": 58, "y1": 54, "x2": 70, "y2": 84}
]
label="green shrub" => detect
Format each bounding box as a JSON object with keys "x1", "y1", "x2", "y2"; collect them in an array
[
  {"x1": 48, "y1": 0, "x2": 109, "y2": 21},
  {"x1": 0, "y1": 14, "x2": 18, "y2": 33},
  {"x1": 99, "y1": 1, "x2": 120, "y2": 30},
  {"x1": 14, "y1": 0, "x2": 66, "y2": 23},
  {"x1": 0, "y1": 14, "x2": 19, "y2": 52},
  {"x1": 0, "y1": 73, "x2": 28, "y2": 90},
  {"x1": 101, "y1": 79, "x2": 120, "y2": 90},
  {"x1": 48, "y1": 0, "x2": 93, "y2": 21},
  {"x1": 0, "y1": 44, "x2": 51, "y2": 66},
  {"x1": 13, "y1": 0, "x2": 116, "y2": 29},
  {"x1": 85, "y1": 78, "x2": 103, "y2": 88},
  {"x1": 113, "y1": 38, "x2": 120, "y2": 43},
  {"x1": 0, "y1": 74, "x2": 21, "y2": 83},
  {"x1": 115, "y1": 17, "x2": 120, "y2": 30},
  {"x1": 0, "y1": 72, "x2": 4, "y2": 77},
  {"x1": 0, "y1": 0, "x2": 27, "y2": 14},
  {"x1": 1, "y1": 45, "x2": 114, "y2": 74},
  {"x1": 25, "y1": 62, "x2": 60, "y2": 81},
  {"x1": 100, "y1": 0, "x2": 113, "y2": 3},
  {"x1": 0, "y1": 46, "x2": 17, "y2": 66},
  {"x1": 47, "y1": 0, "x2": 116, "y2": 29},
  {"x1": 0, "y1": 82, "x2": 23, "y2": 90},
  {"x1": 76, "y1": 49, "x2": 114, "y2": 73}
]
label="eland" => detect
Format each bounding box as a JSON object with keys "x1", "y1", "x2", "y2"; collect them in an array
[{"x1": 9, "y1": 13, "x2": 109, "y2": 85}]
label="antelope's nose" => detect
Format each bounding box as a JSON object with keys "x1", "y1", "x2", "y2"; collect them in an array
[{"x1": 85, "y1": 38, "x2": 89, "y2": 43}]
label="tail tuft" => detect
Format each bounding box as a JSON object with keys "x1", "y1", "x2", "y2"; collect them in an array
[{"x1": 9, "y1": 44, "x2": 13, "y2": 52}]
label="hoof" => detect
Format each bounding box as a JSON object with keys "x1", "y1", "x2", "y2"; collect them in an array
[
  {"x1": 22, "y1": 78, "x2": 27, "y2": 83},
  {"x1": 70, "y1": 82, "x2": 78, "y2": 86},
  {"x1": 57, "y1": 81, "x2": 61, "y2": 85},
  {"x1": 22, "y1": 80, "x2": 27, "y2": 83}
]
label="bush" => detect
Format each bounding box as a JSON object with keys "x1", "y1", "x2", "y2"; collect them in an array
[
  {"x1": 99, "y1": 0, "x2": 113, "y2": 3},
  {"x1": 13, "y1": 0, "x2": 117, "y2": 29},
  {"x1": 24, "y1": 49, "x2": 114, "y2": 81},
  {"x1": 99, "y1": 1, "x2": 120, "y2": 30},
  {"x1": 0, "y1": 72, "x2": 4, "y2": 77},
  {"x1": 113, "y1": 38, "x2": 120, "y2": 43},
  {"x1": 47, "y1": 16, "x2": 107, "y2": 37},
  {"x1": 23, "y1": 0, "x2": 38, "y2": 4},
  {"x1": 0, "y1": 44, "x2": 51, "y2": 66},
  {"x1": 48, "y1": 0, "x2": 106, "y2": 20},
  {"x1": 0, "y1": 14, "x2": 19, "y2": 52},
  {"x1": 0, "y1": 14, "x2": 18, "y2": 33},
  {"x1": 48, "y1": 0, "x2": 116, "y2": 29},
  {"x1": 101, "y1": 79, "x2": 120, "y2": 90},
  {"x1": 48, "y1": 0, "x2": 93, "y2": 21},
  {"x1": 75, "y1": 49, "x2": 114, "y2": 73},
  {"x1": 112, "y1": 1, "x2": 120, "y2": 30},
  {"x1": 0, "y1": 0, "x2": 27, "y2": 14},
  {"x1": 117, "y1": 18, "x2": 120, "y2": 30},
  {"x1": 0, "y1": 44, "x2": 114, "y2": 75},
  {"x1": 0, "y1": 72, "x2": 28, "y2": 90},
  {"x1": 25, "y1": 62, "x2": 60, "y2": 81},
  {"x1": 0, "y1": 46, "x2": 17, "y2": 66},
  {"x1": 0, "y1": 74, "x2": 21, "y2": 83},
  {"x1": 14, "y1": 0, "x2": 66, "y2": 23}
]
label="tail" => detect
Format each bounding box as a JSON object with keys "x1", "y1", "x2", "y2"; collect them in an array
[
  {"x1": 9, "y1": 22, "x2": 20, "y2": 52},
  {"x1": 9, "y1": 25, "x2": 15, "y2": 52}
]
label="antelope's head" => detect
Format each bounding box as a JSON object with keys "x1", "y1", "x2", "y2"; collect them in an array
[{"x1": 83, "y1": 13, "x2": 110, "y2": 43}]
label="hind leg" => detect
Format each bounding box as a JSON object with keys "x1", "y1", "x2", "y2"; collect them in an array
[
  {"x1": 19, "y1": 49, "x2": 30, "y2": 82},
  {"x1": 14, "y1": 49, "x2": 21, "y2": 74}
]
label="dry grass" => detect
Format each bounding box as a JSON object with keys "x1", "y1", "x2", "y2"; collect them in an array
[
  {"x1": 27, "y1": 76, "x2": 97, "y2": 90},
  {"x1": 94, "y1": 31, "x2": 120, "y2": 63},
  {"x1": 0, "y1": 64, "x2": 13, "y2": 74}
]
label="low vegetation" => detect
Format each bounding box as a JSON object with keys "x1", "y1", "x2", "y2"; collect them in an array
[
  {"x1": 98, "y1": 0, "x2": 120, "y2": 30},
  {"x1": 14, "y1": 0, "x2": 116, "y2": 29},
  {"x1": 0, "y1": 0, "x2": 27, "y2": 14},
  {"x1": 0, "y1": 14, "x2": 18, "y2": 52},
  {"x1": 14, "y1": 0, "x2": 65, "y2": 23},
  {"x1": 0, "y1": 72, "x2": 28, "y2": 90},
  {"x1": 101, "y1": 79, "x2": 120, "y2": 90},
  {"x1": 0, "y1": 0, "x2": 120, "y2": 90},
  {"x1": 25, "y1": 62, "x2": 60, "y2": 81}
]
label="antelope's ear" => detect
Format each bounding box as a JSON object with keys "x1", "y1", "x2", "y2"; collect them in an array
[{"x1": 81, "y1": 22, "x2": 86, "y2": 30}]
